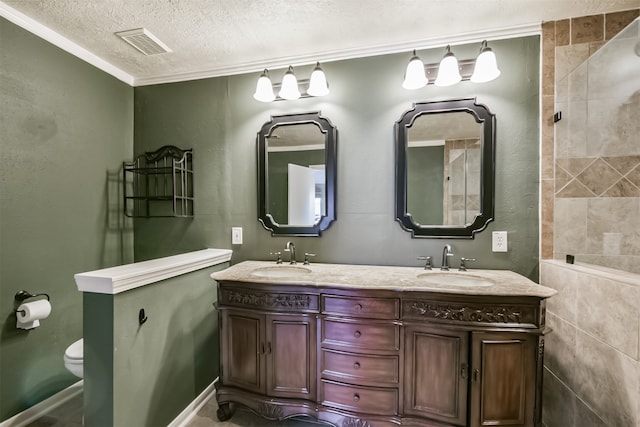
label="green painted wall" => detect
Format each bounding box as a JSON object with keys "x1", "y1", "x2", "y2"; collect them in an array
[
  {"x1": 134, "y1": 36, "x2": 540, "y2": 280},
  {"x1": 83, "y1": 264, "x2": 227, "y2": 427},
  {"x1": 0, "y1": 18, "x2": 133, "y2": 422}
]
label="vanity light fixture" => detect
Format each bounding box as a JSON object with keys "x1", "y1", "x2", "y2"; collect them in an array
[
  {"x1": 278, "y1": 66, "x2": 301, "y2": 100},
  {"x1": 307, "y1": 62, "x2": 330, "y2": 97},
  {"x1": 402, "y1": 40, "x2": 500, "y2": 90},
  {"x1": 402, "y1": 50, "x2": 429, "y2": 89},
  {"x1": 253, "y1": 63, "x2": 330, "y2": 102},
  {"x1": 434, "y1": 45, "x2": 462, "y2": 87},
  {"x1": 253, "y1": 69, "x2": 276, "y2": 102},
  {"x1": 470, "y1": 40, "x2": 501, "y2": 83}
]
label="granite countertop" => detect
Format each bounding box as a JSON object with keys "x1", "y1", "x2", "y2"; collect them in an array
[{"x1": 211, "y1": 260, "x2": 557, "y2": 298}]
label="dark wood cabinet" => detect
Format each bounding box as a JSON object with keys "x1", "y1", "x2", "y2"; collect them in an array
[
  {"x1": 470, "y1": 332, "x2": 537, "y2": 427},
  {"x1": 220, "y1": 309, "x2": 316, "y2": 401},
  {"x1": 221, "y1": 310, "x2": 264, "y2": 393},
  {"x1": 266, "y1": 313, "x2": 316, "y2": 399},
  {"x1": 215, "y1": 280, "x2": 548, "y2": 427},
  {"x1": 404, "y1": 326, "x2": 468, "y2": 425}
]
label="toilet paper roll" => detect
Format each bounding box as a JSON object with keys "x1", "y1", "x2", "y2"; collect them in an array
[{"x1": 17, "y1": 299, "x2": 52, "y2": 330}]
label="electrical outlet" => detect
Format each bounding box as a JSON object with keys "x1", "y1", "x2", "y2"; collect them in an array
[
  {"x1": 231, "y1": 227, "x2": 243, "y2": 245},
  {"x1": 492, "y1": 231, "x2": 508, "y2": 252}
]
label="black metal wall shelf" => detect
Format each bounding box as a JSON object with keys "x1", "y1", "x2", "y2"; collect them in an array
[{"x1": 123, "y1": 145, "x2": 193, "y2": 218}]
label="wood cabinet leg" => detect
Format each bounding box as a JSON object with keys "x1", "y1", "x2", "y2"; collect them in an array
[{"x1": 216, "y1": 402, "x2": 235, "y2": 421}]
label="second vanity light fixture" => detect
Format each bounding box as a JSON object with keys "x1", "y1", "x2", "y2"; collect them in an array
[
  {"x1": 254, "y1": 62, "x2": 330, "y2": 102},
  {"x1": 402, "y1": 40, "x2": 501, "y2": 89}
]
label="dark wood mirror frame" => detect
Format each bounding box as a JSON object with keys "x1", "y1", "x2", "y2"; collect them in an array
[
  {"x1": 395, "y1": 98, "x2": 495, "y2": 238},
  {"x1": 257, "y1": 111, "x2": 337, "y2": 236}
]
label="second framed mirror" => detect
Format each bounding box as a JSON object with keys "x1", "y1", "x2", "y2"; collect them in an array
[{"x1": 395, "y1": 98, "x2": 495, "y2": 238}]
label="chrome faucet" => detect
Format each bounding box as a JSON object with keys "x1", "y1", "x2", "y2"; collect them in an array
[
  {"x1": 441, "y1": 244, "x2": 453, "y2": 270},
  {"x1": 284, "y1": 241, "x2": 296, "y2": 264}
]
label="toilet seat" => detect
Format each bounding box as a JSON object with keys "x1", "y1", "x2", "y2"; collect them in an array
[
  {"x1": 64, "y1": 338, "x2": 83, "y2": 360},
  {"x1": 64, "y1": 338, "x2": 84, "y2": 378}
]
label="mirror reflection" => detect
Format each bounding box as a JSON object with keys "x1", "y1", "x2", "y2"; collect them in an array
[
  {"x1": 395, "y1": 98, "x2": 495, "y2": 238},
  {"x1": 407, "y1": 112, "x2": 481, "y2": 226},
  {"x1": 267, "y1": 123, "x2": 326, "y2": 226},
  {"x1": 257, "y1": 112, "x2": 337, "y2": 236}
]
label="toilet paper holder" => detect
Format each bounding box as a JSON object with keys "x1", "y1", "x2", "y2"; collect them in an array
[{"x1": 15, "y1": 290, "x2": 50, "y2": 315}]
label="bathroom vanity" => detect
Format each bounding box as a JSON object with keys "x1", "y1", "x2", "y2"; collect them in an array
[{"x1": 211, "y1": 261, "x2": 555, "y2": 427}]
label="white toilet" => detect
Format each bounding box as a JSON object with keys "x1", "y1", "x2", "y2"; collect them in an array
[{"x1": 64, "y1": 338, "x2": 84, "y2": 378}]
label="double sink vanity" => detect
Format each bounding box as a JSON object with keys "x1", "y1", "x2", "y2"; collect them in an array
[
  {"x1": 213, "y1": 78, "x2": 551, "y2": 427},
  {"x1": 211, "y1": 260, "x2": 555, "y2": 427}
]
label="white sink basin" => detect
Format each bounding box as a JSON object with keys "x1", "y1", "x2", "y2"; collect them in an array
[
  {"x1": 416, "y1": 272, "x2": 495, "y2": 287},
  {"x1": 251, "y1": 266, "x2": 312, "y2": 278}
]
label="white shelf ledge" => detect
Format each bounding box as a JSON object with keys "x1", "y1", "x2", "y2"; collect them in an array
[{"x1": 74, "y1": 248, "x2": 232, "y2": 295}]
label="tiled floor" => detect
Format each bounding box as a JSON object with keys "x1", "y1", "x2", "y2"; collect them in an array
[{"x1": 25, "y1": 393, "x2": 329, "y2": 427}]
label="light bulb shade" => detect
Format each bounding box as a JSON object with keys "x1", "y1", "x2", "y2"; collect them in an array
[
  {"x1": 434, "y1": 47, "x2": 462, "y2": 87},
  {"x1": 307, "y1": 62, "x2": 330, "y2": 97},
  {"x1": 253, "y1": 70, "x2": 275, "y2": 102},
  {"x1": 471, "y1": 45, "x2": 501, "y2": 83},
  {"x1": 402, "y1": 52, "x2": 428, "y2": 89},
  {"x1": 279, "y1": 66, "x2": 301, "y2": 100}
]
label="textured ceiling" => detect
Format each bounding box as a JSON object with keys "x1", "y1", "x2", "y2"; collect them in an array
[{"x1": 2, "y1": 0, "x2": 639, "y2": 86}]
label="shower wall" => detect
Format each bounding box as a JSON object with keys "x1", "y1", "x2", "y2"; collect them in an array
[
  {"x1": 540, "y1": 12, "x2": 640, "y2": 427},
  {"x1": 553, "y1": 18, "x2": 640, "y2": 274}
]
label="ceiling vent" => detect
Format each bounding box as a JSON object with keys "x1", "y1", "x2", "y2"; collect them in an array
[{"x1": 115, "y1": 28, "x2": 172, "y2": 55}]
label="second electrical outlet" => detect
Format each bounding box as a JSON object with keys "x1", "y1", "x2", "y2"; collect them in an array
[{"x1": 492, "y1": 231, "x2": 508, "y2": 252}]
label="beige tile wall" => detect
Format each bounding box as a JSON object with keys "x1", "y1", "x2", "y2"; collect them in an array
[
  {"x1": 540, "y1": 9, "x2": 639, "y2": 260},
  {"x1": 540, "y1": 10, "x2": 639, "y2": 426},
  {"x1": 541, "y1": 260, "x2": 640, "y2": 427}
]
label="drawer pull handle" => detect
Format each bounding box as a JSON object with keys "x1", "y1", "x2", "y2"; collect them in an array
[
  {"x1": 354, "y1": 330, "x2": 362, "y2": 338},
  {"x1": 355, "y1": 303, "x2": 363, "y2": 310},
  {"x1": 353, "y1": 362, "x2": 361, "y2": 369},
  {"x1": 353, "y1": 394, "x2": 360, "y2": 402}
]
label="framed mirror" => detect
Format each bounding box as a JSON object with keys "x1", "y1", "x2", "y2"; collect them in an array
[
  {"x1": 395, "y1": 98, "x2": 495, "y2": 238},
  {"x1": 257, "y1": 111, "x2": 337, "y2": 236}
]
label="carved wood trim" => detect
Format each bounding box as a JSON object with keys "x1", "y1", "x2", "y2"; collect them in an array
[
  {"x1": 221, "y1": 288, "x2": 316, "y2": 310},
  {"x1": 342, "y1": 417, "x2": 372, "y2": 427},
  {"x1": 404, "y1": 300, "x2": 538, "y2": 326},
  {"x1": 258, "y1": 402, "x2": 284, "y2": 419}
]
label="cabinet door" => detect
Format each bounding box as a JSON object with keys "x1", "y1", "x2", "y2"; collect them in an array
[
  {"x1": 265, "y1": 314, "x2": 317, "y2": 399},
  {"x1": 220, "y1": 310, "x2": 265, "y2": 394},
  {"x1": 470, "y1": 332, "x2": 537, "y2": 427},
  {"x1": 404, "y1": 326, "x2": 468, "y2": 425}
]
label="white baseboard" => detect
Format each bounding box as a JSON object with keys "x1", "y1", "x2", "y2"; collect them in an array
[
  {"x1": 168, "y1": 378, "x2": 218, "y2": 427},
  {"x1": 0, "y1": 380, "x2": 83, "y2": 427},
  {"x1": 0, "y1": 378, "x2": 217, "y2": 427}
]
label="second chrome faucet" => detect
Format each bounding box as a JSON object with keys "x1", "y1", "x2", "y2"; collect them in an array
[{"x1": 284, "y1": 241, "x2": 296, "y2": 264}]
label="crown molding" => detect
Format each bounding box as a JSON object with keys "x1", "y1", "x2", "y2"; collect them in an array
[{"x1": 0, "y1": 1, "x2": 135, "y2": 86}]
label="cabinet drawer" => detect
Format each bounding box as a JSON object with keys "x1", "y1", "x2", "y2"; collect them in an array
[
  {"x1": 322, "y1": 295, "x2": 399, "y2": 319},
  {"x1": 322, "y1": 349, "x2": 398, "y2": 385},
  {"x1": 322, "y1": 319, "x2": 399, "y2": 351},
  {"x1": 320, "y1": 380, "x2": 398, "y2": 416}
]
